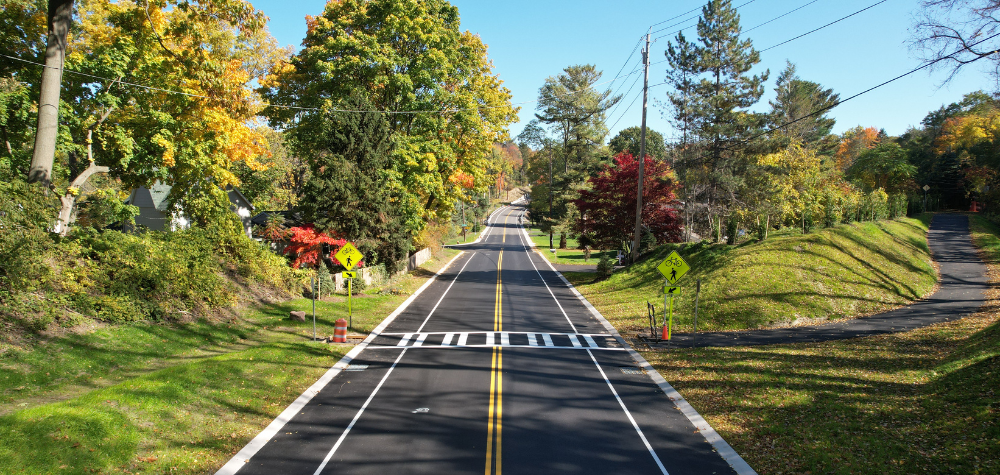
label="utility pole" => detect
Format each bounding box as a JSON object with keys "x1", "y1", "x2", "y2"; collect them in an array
[
  {"x1": 630, "y1": 32, "x2": 651, "y2": 264},
  {"x1": 548, "y1": 147, "x2": 554, "y2": 249}
]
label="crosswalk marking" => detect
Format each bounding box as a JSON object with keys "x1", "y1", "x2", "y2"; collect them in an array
[
  {"x1": 413, "y1": 333, "x2": 428, "y2": 347},
  {"x1": 373, "y1": 332, "x2": 621, "y2": 350},
  {"x1": 542, "y1": 333, "x2": 554, "y2": 347},
  {"x1": 397, "y1": 333, "x2": 414, "y2": 347},
  {"x1": 568, "y1": 334, "x2": 582, "y2": 348}
]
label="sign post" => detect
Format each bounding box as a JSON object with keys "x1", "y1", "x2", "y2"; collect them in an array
[
  {"x1": 656, "y1": 250, "x2": 690, "y2": 341},
  {"x1": 335, "y1": 243, "x2": 364, "y2": 329}
]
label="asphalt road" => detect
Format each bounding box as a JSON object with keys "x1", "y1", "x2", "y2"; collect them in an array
[{"x1": 221, "y1": 206, "x2": 746, "y2": 475}]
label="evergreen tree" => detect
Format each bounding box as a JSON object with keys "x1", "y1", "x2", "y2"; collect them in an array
[
  {"x1": 535, "y1": 65, "x2": 621, "y2": 174},
  {"x1": 769, "y1": 61, "x2": 839, "y2": 149},
  {"x1": 663, "y1": 0, "x2": 769, "y2": 237},
  {"x1": 295, "y1": 94, "x2": 413, "y2": 270}
]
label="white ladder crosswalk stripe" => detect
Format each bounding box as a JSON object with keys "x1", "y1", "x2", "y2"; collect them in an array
[
  {"x1": 568, "y1": 334, "x2": 582, "y2": 348},
  {"x1": 583, "y1": 335, "x2": 598, "y2": 348},
  {"x1": 542, "y1": 334, "x2": 554, "y2": 347},
  {"x1": 397, "y1": 333, "x2": 414, "y2": 347},
  {"x1": 527, "y1": 333, "x2": 538, "y2": 346}
]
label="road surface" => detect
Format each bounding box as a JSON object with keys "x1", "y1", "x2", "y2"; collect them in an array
[{"x1": 219, "y1": 206, "x2": 748, "y2": 475}]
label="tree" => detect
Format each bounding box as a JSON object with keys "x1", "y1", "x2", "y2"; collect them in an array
[
  {"x1": 232, "y1": 127, "x2": 308, "y2": 211},
  {"x1": 663, "y1": 0, "x2": 769, "y2": 240},
  {"x1": 574, "y1": 152, "x2": 682, "y2": 250},
  {"x1": 835, "y1": 126, "x2": 882, "y2": 172},
  {"x1": 28, "y1": 0, "x2": 74, "y2": 187},
  {"x1": 609, "y1": 126, "x2": 667, "y2": 161},
  {"x1": 283, "y1": 225, "x2": 348, "y2": 270},
  {"x1": 295, "y1": 94, "x2": 414, "y2": 269},
  {"x1": 6, "y1": 0, "x2": 286, "y2": 232},
  {"x1": 769, "y1": 61, "x2": 839, "y2": 148},
  {"x1": 264, "y1": 0, "x2": 518, "y2": 230},
  {"x1": 846, "y1": 142, "x2": 917, "y2": 193},
  {"x1": 535, "y1": 64, "x2": 621, "y2": 174},
  {"x1": 663, "y1": 30, "x2": 701, "y2": 150},
  {"x1": 913, "y1": 0, "x2": 1000, "y2": 83}
]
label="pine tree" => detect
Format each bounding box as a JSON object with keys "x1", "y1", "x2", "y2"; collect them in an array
[
  {"x1": 295, "y1": 94, "x2": 413, "y2": 270},
  {"x1": 769, "y1": 61, "x2": 839, "y2": 148},
  {"x1": 664, "y1": 0, "x2": 769, "y2": 237}
]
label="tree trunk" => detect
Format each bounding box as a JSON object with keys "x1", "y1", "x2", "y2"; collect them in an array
[
  {"x1": 29, "y1": 0, "x2": 75, "y2": 186},
  {"x1": 55, "y1": 160, "x2": 109, "y2": 235}
]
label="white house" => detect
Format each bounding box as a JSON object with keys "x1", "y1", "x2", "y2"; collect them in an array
[{"x1": 126, "y1": 183, "x2": 255, "y2": 237}]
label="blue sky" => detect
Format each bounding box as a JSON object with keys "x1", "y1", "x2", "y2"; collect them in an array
[{"x1": 252, "y1": 0, "x2": 994, "y2": 142}]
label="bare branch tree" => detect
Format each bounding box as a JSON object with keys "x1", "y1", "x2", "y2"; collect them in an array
[{"x1": 913, "y1": 0, "x2": 1000, "y2": 86}]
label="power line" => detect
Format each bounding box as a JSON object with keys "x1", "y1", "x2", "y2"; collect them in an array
[
  {"x1": 649, "y1": 5, "x2": 703, "y2": 29},
  {"x1": 607, "y1": 87, "x2": 644, "y2": 131},
  {"x1": 607, "y1": 65, "x2": 644, "y2": 120},
  {"x1": 760, "y1": 0, "x2": 889, "y2": 52},
  {"x1": 651, "y1": 0, "x2": 759, "y2": 39},
  {"x1": 743, "y1": 0, "x2": 822, "y2": 34}
]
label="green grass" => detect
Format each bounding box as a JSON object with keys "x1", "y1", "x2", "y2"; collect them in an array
[
  {"x1": 566, "y1": 218, "x2": 937, "y2": 332},
  {"x1": 524, "y1": 227, "x2": 616, "y2": 265},
  {"x1": 580, "y1": 213, "x2": 997, "y2": 473},
  {"x1": 643, "y1": 308, "x2": 999, "y2": 474},
  {"x1": 0, "y1": 249, "x2": 459, "y2": 474}
]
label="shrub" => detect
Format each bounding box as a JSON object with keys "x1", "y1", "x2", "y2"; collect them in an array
[{"x1": 597, "y1": 253, "x2": 615, "y2": 278}]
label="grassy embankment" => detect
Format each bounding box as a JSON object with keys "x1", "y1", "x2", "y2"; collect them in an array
[
  {"x1": 524, "y1": 226, "x2": 616, "y2": 266},
  {"x1": 572, "y1": 215, "x2": 999, "y2": 473},
  {"x1": 0, "y1": 249, "x2": 459, "y2": 475},
  {"x1": 566, "y1": 217, "x2": 937, "y2": 332}
]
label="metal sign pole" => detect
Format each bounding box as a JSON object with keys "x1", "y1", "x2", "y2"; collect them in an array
[
  {"x1": 348, "y1": 278, "x2": 353, "y2": 329},
  {"x1": 311, "y1": 277, "x2": 317, "y2": 341},
  {"x1": 662, "y1": 278, "x2": 668, "y2": 339},
  {"x1": 694, "y1": 279, "x2": 701, "y2": 333}
]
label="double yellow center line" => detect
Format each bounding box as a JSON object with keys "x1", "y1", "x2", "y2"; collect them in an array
[{"x1": 486, "y1": 215, "x2": 507, "y2": 474}]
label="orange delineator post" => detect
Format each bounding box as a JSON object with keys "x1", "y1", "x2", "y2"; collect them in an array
[{"x1": 333, "y1": 318, "x2": 348, "y2": 343}]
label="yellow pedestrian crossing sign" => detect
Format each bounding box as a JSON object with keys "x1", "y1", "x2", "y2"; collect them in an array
[
  {"x1": 342, "y1": 271, "x2": 357, "y2": 279},
  {"x1": 335, "y1": 243, "x2": 364, "y2": 271},
  {"x1": 663, "y1": 285, "x2": 681, "y2": 295},
  {"x1": 656, "y1": 250, "x2": 690, "y2": 284}
]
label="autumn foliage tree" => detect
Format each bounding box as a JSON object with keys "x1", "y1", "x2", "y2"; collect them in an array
[
  {"x1": 283, "y1": 225, "x2": 349, "y2": 270},
  {"x1": 574, "y1": 152, "x2": 683, "y2": 250},
  {"x1": 4, "y1": 0, "x2": 286, "y2": 232}
]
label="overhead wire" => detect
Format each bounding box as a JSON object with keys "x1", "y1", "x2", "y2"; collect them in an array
[{"x1": 759, "y1": 0, "x2": 889, "y2": 52}]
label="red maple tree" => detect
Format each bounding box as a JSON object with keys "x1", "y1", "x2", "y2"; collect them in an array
[
  {"x1": 283, "y1": 225, "x2": 357, "y2": 269},
  {"x1": 574, "y1": 152, "x2": 682, "y2": 249}
]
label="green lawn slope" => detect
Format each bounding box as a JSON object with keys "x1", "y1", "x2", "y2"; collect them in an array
[
  {"x1": 639, "y1": 214, "x2": 999, "y2": 473},
  {"x1": 0, "y1": 250, "x2": 458, "y2": 474},
  {"x1": 566, "y1": 217, "x2": 937, "y2": 333}
]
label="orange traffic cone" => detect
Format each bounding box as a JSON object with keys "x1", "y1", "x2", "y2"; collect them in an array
[
  {"x1": 661, "y1": 324, "x2": 670, "y2": 341},
  {"x1": 332, "y1": 318, "x2": 347, "y2": 343}
]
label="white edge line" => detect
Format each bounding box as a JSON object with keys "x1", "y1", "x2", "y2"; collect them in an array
[
  {"x1": 449, "y1": 205, "x2": 507, "y2": 246},
  {"x1": 517, "y1": 213, "x2": 758, "y2": 475},
  {"x1": 312, "y1": 348, "x2": 409, "y2": 475},
  {"x1": 586, "y1": 348, "x2": 669, "y2": 474},
  {"x1": 213, "y1": 250, "x2": 468, "y2": 475}
]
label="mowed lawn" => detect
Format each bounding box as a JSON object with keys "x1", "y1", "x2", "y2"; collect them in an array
[
  {"x1": 566, "y1": 217, "x2": 938, "y2": 333},
  {"x1": 524, "y1": 226, "x2": 617, "y2": 266},
  {"x1": 0, "y1": 249, "x2": 460, "y2": 474},
  {"x1": 579, "y1": 214, "x2": 997, "y2": 474}
]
